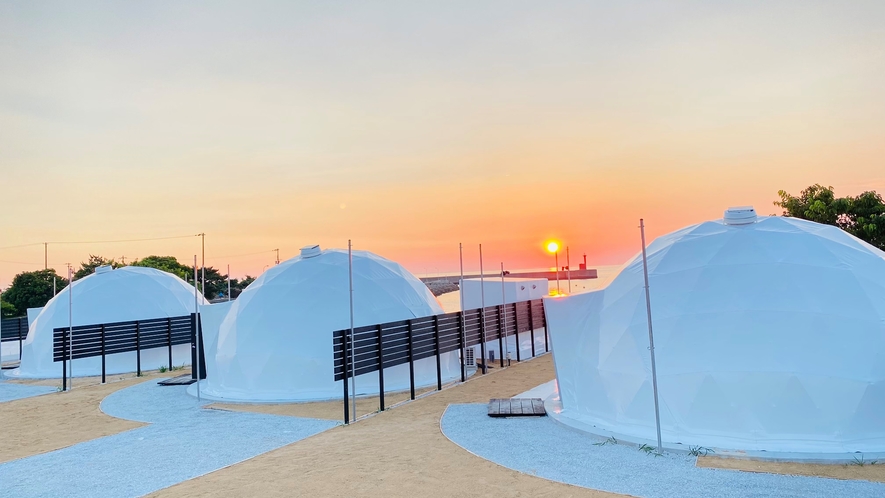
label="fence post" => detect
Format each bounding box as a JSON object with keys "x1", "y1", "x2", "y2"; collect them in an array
[
  {"x1": 407, "y1": 319, "x2": 415, "y2": 400},
  {"x1": 18, "y1": 318, "x2": 24, "y2": 360},
  {"x1": 61, "y1": 329, "x2": 67, "y2": 391},
  {"x1": 434, "y1": 315, "x2": 442, "y2": 391},
  {"x1": 377, "y1": 324, "x2": 385, "y2": 411},
  {"x1": 511, "y1": 302, "x2": 519, "y2": 363},
  {"x1": 342, "y1": 331, "x2": 350, "y2": 425},
  {"x1": 479, "y1": 308, "x2": 488, "y2": 375},
  {"x1": 528, "y1": 300, "x2": 536, "y2": 358},
  {"x1": 542, "y1": 301, "x2": 549, "y2": 353},
  {"x1": 167, "y1": 317, "x2": 173, "y2": 370},
  {"x1": 101, "y1": 324, "x2": 106, "y2": 384},
  {"x1": 458, "y1": 311, "x2": 466, "y2": 382},
  {"x1": 497, "y1": 304, "x2": 504, "y2": 368},
  {"x1": 135, "y1": 321, "x2": 141, "y2": 377}
]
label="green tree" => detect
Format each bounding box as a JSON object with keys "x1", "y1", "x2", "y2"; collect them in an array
[
  {"x1": 131, "y1": 256, "x2": 191, "y2": 281},
  {"x1": 229, "y1": 275, "x2": 256, "y2": 298},
  {"x1": 74, "y1": 254, "x2": 123, "y2": 280},
  {"x1": 775, "y1": 184, "x2": 885, "y2": 250},
  {"x1": 1, "y1": 269, "x2": 69, "y2": 316},
  {"x1": 130, "y1": 255, "x2": 228, "y2": 300},
  {"x1": 1, "y1": 299, "x2": 16, "y2": 319}
]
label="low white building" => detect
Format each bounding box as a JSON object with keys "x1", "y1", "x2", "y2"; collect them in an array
[{"x1": 461, "y1": 277, "x2": 548, "y2": 362}]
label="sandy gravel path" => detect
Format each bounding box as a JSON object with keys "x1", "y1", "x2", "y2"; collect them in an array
[
  {"x1": 0, "y1": 369, "x2": 186, "y2": 463},
  {"x1": 150, "y1": 355, "x2": 625, "y2": 497}
]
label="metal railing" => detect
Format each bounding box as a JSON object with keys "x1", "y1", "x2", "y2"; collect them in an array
[
  {"x1": 333, "y1": 298, "x2": 547, "y2": 423},
  {"x1": 52, "y1": 314, "x2": 193, "y2": 388},
  {"x1": 1, "y1": 316, "x2": 29, "y2": 360}
]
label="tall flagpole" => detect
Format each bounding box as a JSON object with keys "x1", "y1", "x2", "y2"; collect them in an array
[
  {"x1": 640, "y1": 219, "x2": 662, "y2": 452},
  {"x1": 194, "y1": 256, "x2": 201, "y2": 402},
  {"x1": 348, "y1": 240, "x2": 356, "y2": 418},
  {"x1": 566, "y1": 246, "x2": 571, "y2": 294}
]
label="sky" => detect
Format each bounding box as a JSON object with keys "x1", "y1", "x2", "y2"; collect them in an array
[{"x1": 1, "y1": 1, "x2": 884, "y2": 284}]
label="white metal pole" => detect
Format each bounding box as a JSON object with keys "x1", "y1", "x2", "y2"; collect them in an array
[
  {"x1": 500, "y1": 262, "x2": 508, "y2": 364},
  {"x1": 555, "y1": 250, "x2": 560, "y2": 295},
  {"x1": 53, "y1": 276, "x2": 57, "y2": 297},
  {"x1": 67, "y1": 264, "x2": 72, "y2": 389},
  {"x1": 567, "y1": 246, "x2": 571, "y2": 294},
  {"x1": 640, "y1": 219, "x2": 663, "y2": 453},
  {"x1": 194, "y1": 256, "x2": 201, "y2": 402},
  {"x1": 479, "y1": 244, "x2": 486, "y2": 365},
  {"x1": 201, "y1": 234, "x2": 205, "y2": 300},
  {"x1": 348, "y1": 240, "x2": 356, "y2": 418},
  {"x1": 227, "y1": 264, "x2": 231, "y2": 302},
  {"x1": 458, "y1": 244, "x2": 465, "y2": 313}
]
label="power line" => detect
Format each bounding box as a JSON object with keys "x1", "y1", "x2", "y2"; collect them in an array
[
  {"x1": 208, "y1": 249, "x2": 276, "y2": 261},
  {"x1": 46, "y1": 234, "x2": 199, "y2": 245},
  {"x1": 0, "y1": 242, "x2": 43, "y2": 251}
]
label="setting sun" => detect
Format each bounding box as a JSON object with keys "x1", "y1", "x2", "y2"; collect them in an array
[{"x1": 546, "y1": 241, "x2": 560, "y2": 253}]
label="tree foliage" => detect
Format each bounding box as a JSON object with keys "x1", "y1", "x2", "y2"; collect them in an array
[
  {"x1": 1, "y1": 299, "x2": 16, "y2": 319},
  {"x1": 775, "y1": 184, "x2": 885, "y2": 250},
  {"x1": 74, "y1": 254, "x2": 122, "y2": 280},
  {"x1": 229, "y1": 275, "x2": 256, "y2": 299},
  {"x1": 0, "y1": 269, "x2": 69, "y2": 317}
]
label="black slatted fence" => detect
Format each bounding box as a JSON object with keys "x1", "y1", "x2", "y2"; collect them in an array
[
  {"x1": 53, "y1": 314, "x2": 194, "y2": 389},
  {"x1": 1, "y1": 316, "x2": 29, "y2": 360},
  {"x1": 333, "y1": 298, "x2": 547, "y2": 423}
]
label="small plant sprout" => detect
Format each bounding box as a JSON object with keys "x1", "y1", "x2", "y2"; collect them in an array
[
  {"x1": 639, "y1": 444, "x2": 664, "y2": 457},
  {"x1": 852, "y1": 455, "x2": 878, "y2": 466},
  {"x1": 158, "y1": 365, "x2": 167, "y2": 373},
  {"x1": 688, "y1": 446, "x2": 714, "y2": 457},
  {"x1": 593, "y1": 436, "x2": 618, "y2": 447}
]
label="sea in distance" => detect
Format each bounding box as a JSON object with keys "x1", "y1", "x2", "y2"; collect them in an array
[{"x1": 433, "y1": 264, "x2": 623, "y2": 313}]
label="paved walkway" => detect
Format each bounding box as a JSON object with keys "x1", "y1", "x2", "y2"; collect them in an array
[
  {"x1": 0, "y1": 375, "x2": 55, "y2": 403},
  {"x1": 441, "y1": 404, "x2": 885, "y2": 498},
  {"x1": 0, "y1": 379, "x2": 337, "y2": 498}
]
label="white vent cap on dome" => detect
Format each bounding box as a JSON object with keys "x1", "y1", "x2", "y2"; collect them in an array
[
  {"x1": 95, "y1": 265, "x2": 113, "y2": 274},
  {"x1": 724, "y1": 206, "x2": 757, "y2": 226},
  {"x1": 300, "y1": 245, "x2": 322, "y2": 258}
]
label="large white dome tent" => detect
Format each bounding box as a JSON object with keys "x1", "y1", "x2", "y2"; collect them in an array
[
  {"x1": 11, "y1": 265, "x2": 205, "y2": 378},
  {"x1": 545, "y1": 207, "x2": 885, "y2": 457},
  {"x1": 198, "y1": 245, "x2": 461, "y2": 402}
]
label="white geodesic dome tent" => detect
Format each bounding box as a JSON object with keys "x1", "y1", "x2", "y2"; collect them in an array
[
  {"x1": 200, "y1": 246, "x2": 460, "y2": 402},
  {"x1": 12, "y1": 266, "x2": 204, "y2": 378},
  {"x1": 546, "y1": 208, "x2": 885, "y2": 455}
]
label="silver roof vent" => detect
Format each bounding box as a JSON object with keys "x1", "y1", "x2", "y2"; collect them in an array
[
  {"x1": 724, "y1": 206, "x2": 757, "y2": 226},
  {"x1": 300, "y1": 245, "x2": 321, "y2": 258},
  {"x1": 95, "y1": 265, "x2": 113, "y2": 274}
]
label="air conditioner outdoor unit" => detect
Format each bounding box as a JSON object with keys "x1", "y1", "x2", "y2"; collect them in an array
[{"x1": 464, "y1": 348, "x2": 476, "y2": 368}]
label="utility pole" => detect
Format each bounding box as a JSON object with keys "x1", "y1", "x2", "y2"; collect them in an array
[
  {"x1": 199, "y1": 233, "x2": 205, "y2": 298},
  {"x1": 274, "y1": 248, "x2": 280, "y2": 265}
]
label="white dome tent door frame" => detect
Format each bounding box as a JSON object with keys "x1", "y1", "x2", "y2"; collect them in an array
[
  {"x1": 333, "y1": 298, "x2": 548, "y2": 424},
  {"x1": 52, "y1": 314, "x2": 194, "y2": 387}
]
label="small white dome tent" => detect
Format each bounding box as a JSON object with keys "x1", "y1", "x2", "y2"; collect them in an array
[
  {"x1": 12, "y1": 266, "x2": 205, "y2": 378},
  {"x1": 200, "y1": 246, "x2": 460, "y2": 402},
  {"x1": 546, "y1": 208, "x2": 885, "y2": 456}
]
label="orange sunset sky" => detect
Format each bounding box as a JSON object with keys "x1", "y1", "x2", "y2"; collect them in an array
[{"x1": 1, "y1": 1, "x2": 884, "y2": 284}]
